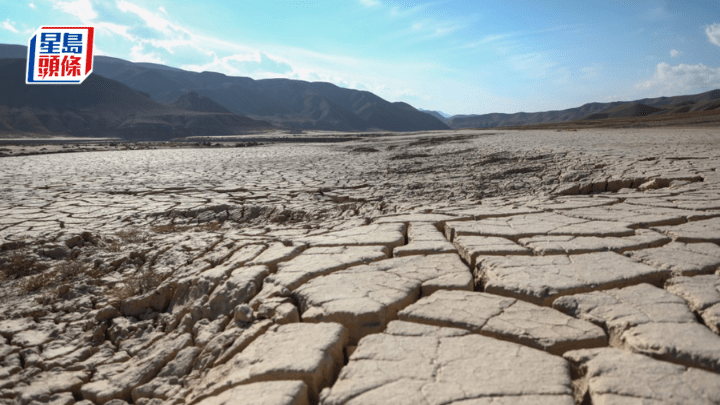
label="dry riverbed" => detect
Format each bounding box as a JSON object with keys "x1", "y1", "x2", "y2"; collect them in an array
[{"x1": 1, "y1": 127, "x2": 720, "y2": 405}]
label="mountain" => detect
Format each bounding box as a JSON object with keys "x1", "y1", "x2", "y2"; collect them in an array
[
  {"x1": 584, "y1": 103, "x2": 663, "y2": 120},
  {"x1": 170, "y1": 91, "x2": 232, "y2": 113},
  {"x1": 4, "y1": 43, "x2": 717, "y2": 132},
  {"x1": 418, "y1": 108, "x2": 451, "y2": 117},
  {"x1": 1, "y1": 44, "x2": 450, "y2": 132},
  {"x1": 0, "y1": 44, "x2": 25, "y2": 58},
  {"x1": 447, "y1": 90, "x2": 720, "y2": 129},
  {"x1": 0, "y1": 58, "x2": 270, "y2": 140},
  {"x1": 92, "y1": 56, "x2": 450, "y2": 132},
  {"x1": 417, "y1": 109, "x2": 451, "y2": 123}
]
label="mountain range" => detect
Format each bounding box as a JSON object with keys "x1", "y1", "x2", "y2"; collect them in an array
[
  {"x1": 417, "y1": 108, "x2": 452, "y2": 121},
  {"x1": 0, "y1": 44, "x2": 449, "y2": 136},
  {"x1": 91, "y1": 54, "x2": 449, "y2": 132},
  {"x1": 1, "y1": 43, "x2": 719, "y2": 139},
  {"x1": 438, "y1": 90, "x2": 720, "y2": 129},
  {"x1": 0, "y1": 58, "x2": 271, "y2": 140}
]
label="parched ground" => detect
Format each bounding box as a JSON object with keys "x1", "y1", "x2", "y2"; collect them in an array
[{"x1": 1, "y1": 127, "x2": 720, "y2": 405}]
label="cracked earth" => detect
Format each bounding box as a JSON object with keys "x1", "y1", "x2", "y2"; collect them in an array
[{"x1": 1, "y1": 127, "x2": 720, "y2": 405}]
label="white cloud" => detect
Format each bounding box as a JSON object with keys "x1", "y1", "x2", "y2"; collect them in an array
[
  {"x1": 182, "y1": 51, "x2": 292, "y2": 78},
  {"x1": 28, "y1": 2, "x2": 36, "y2": 9},
  {"x1": 45, "y1": 0, "x2": 444, "y2": 107},
  {"x1": 706, "y1": 23, "x2": 720, "y2": 47},
  {"x1": 580, "y1": 64, "x2": 602, "y2": 80},
  {"x1": 129, "y1": 44, "x2": 164, "y2": 64},
  {"x1": 429, "y1": 26, "x2": 459, "y2": 38},
  {"x1": 358, "y1": 0, "x2": 380, "y2": 6},
  {"x1": 458, "y1": 34, "x2": 510, "y2": 49},
  {"x1": 507, "y1": 52, "x2": 558, "y2": 79},
  {"x1": 97, "y1": 22, "x2": 137, "y2": 41},
  {"x1": 53, "y1": 0, "x2": 98, "y2": 23},
  {"x1": 455, "y1": 25, "x2": 577, "y2": 52},
  {"x1": 115, "y1": 1, "x2": 227, "y2": 60},
  {"x1": 2, "y1": 19, "x2": 19, "y2": 33},
  {"x1": 638, "y1": 62, "x2": 720, "y2": 94},
  {"x1": 669, "y1": 49, "x2": 681, "y2": 57},
  {"x1": 389, "y1": 4, "x2": 429, "y2": 17},
  {"x1": 117, "y1": 1, "x2": 186, "y2": 37},
  {"x1": 158, "y1": 6, "x2": 167, "y2": 15},
  {"x1": 51, "y1": 0, "x2": 136, "y2": 41},
  {"x1": 405, "y1": 17, "x2": 468, "y2": 41}
]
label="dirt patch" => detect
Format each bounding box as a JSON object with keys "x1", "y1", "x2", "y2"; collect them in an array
[
  {"x1": 351, "y1": 147, "x2": 380, "y2": 153},
  {"x1": 390, "y1": 153, "x2": 430, "y2": 160},
  {"x1": 407, "y1": 134, "x2": 484, "y2": 147}
]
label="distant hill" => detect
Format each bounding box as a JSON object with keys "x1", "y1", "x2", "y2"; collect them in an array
[
  {"x1": 447, "y1": 90, "x2": 720, "y2": 129},
  {"x1": 0, "y1": 58, "x2": 270, "y2": 140},
  {"x1": 418, "y1": 109, "x2": 451, "y2": 123},
  {"x1": 170, "y1": 90, "x2": 232, "y2": 113},
  {"x1": 92, "y1": 56, "x2": 450, "y2": 132},
  {"x1": 3, "y1": 43, "x2": 718, "y2": 132},
  {"x1": 0, "y1": 44, "x2": 25, "y2": 58},
  {"x1": 585, "y1": 103, "x2": 663, "y2": 120},
  {"x1": 1, "y1": 44, "x2": 450, "y2": 132}
]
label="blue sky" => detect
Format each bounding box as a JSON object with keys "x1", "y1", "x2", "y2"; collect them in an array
[{"x1": 2, "y1": 0, "x2": 720, "y2": 115}]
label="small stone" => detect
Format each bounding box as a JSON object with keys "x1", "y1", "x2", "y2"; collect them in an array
[
  {"x1": 233, "y1": 304, "x2": 254, "y2": 323},
  {"x1": 273, "y1": 303, "x2": 299, "y2": 325},
  {"x1": 41, "y1": 245, "x2": 69, "y2": 260},
  {"x1": 65, "y1": 235, "x2": 84, "y2": 248},
  {"x1": 96, "y1": 306, "x2": 120, "y2": 323}
]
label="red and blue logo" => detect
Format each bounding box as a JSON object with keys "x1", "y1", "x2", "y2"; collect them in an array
[{"x1": 26, "y1": 26, "x2": 94, "y2": 84}]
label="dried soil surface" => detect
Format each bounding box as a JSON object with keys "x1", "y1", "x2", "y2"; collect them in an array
[{"x1": 1, "y1": 127, "x2": 720, "y2": 405}]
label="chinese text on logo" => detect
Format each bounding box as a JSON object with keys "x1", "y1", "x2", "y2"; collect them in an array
[{"x1": 26, "y1": 26, "x2": 94, "y2": 84}]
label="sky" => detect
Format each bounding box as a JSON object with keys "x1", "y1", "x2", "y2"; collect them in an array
[{"x1": 1, "y1": 0, "x2": 720, "y2": 115}]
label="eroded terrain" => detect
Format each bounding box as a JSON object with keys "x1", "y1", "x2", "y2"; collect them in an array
[{"x1": 1, "y1": 127, "x2": 720, "y2": 405}]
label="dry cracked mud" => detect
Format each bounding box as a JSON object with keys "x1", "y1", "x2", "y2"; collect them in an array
[{"x1": 0, "y1": 127, "x2": 719, "y2": 405}]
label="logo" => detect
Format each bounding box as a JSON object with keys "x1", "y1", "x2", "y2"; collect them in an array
[{"x1": 26, "y1": 26, "x2": 94, "y2": 84}]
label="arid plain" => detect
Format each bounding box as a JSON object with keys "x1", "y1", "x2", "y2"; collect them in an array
[{"x1": 1, "y1": 127, "x2": 720, "y2": 405}]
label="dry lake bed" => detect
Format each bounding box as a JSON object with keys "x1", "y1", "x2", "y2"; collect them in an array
[{"x1": 1, "y1": 127, "x2": 720, "y2": 405}]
